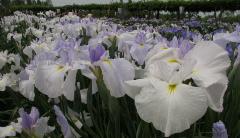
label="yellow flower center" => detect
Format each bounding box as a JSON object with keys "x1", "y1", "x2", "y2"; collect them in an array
[
  {"x1": 139, "y1": 44, "x2": 144, "y2": 48},
  {"x1": 56, "y1": 65, "x2": 65, "y2": 72},
  {"x1": 167, "y1": 58, "x2": 179, "y2": 63},
  {"x1": 168, "y1": 84, "x2": 177, "y2": 94}
]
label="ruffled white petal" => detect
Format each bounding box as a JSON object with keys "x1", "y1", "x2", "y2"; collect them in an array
[
  {"x1": 35, "y1": 64, "x2": 67, "y2": 98},
  {"x1": 184, "y1": 41, "x2": 230, "y2": 112},
  {"x1": 135, "y1": 78, "x2": 208, "y2": 137}
]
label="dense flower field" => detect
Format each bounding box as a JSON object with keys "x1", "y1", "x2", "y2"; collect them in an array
[{"x1": 0, "y1": 11, "x2": 240, "y2": 138}]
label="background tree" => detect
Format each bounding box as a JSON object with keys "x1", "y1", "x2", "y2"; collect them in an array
[
  {"x1": 26, "y1": 0, "x2": 33, "y2": 5},
  {"x1": 36, "y1": 0, "x2": 41, "y2": 5},
  {"x1": 46, "y1": 0, "x2": 53, "y2": 6}
]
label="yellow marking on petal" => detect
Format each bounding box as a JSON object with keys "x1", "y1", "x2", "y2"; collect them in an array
[
  {"x1": 168, "y1": 84, "x2": 177, "y2": 94},
  {"x1": 38, "y1": 44, "x2": 44, "y2": 48},
  {"x1": 56, "y1": 65, "x2": 65, "y2": 72},
  {"x1": 139, "y1": 44, "x2": 144, "y2": 48},
  {"x1": 167, "y1": 58, "x2": 179, "y2": 63},
  {"x1": 192, "y1": 69, "x2": 198, "y2": 74},
  {"x1": 103, "y1": 58, "x2": 112, "y2": 65},
  {"x1": 11, "y1": 127, "x2": 16, "y2": 131},
  {"x1": 160, "y1": 47, "x2": 168, "y2": 50}
]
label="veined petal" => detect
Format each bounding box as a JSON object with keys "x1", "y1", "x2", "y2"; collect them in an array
[
  {"x1": 185, "y1": 41, "x2": 230, "y2": 75},
  {"x1": 146, "y1": 47, "x2": 179, "y2": 68},
  {"x1": 130, "y1": 44, "x2": 151, "y2": 65},
  {"x1": 54, "y1": 106, "x2": 73, "y2": 138},
  {"x1": 205, "y1": 76, "x2": 228, "y2": 112},
  {"x1": 135, "y1": 78, "x2": 208, "y2": 137},
  {"x1": 35, "y1": 64, "x2": 67, "y2": 98},
  {"x1": 184, "y1": 41, "x2": 230, "y2": 112},
  {"x1": 147, "y1": 61, "x2": 180, "y2": 82},
  {"x1": 99, "y1": 58, "x2": 135, "y2": 97}
]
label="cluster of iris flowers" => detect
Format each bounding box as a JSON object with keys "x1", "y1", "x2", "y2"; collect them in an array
[{"x1": 0, "y1": 11, "x2": 239, "y2": 138}]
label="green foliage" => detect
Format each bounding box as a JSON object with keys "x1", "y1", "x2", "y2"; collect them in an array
[{"x1": 9, "y1": 0, "x2": 240, "y2": 13}]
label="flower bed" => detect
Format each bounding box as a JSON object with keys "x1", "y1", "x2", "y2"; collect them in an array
[{"x1": 0, "y1": 11, "x2": 239, "y2": 138}]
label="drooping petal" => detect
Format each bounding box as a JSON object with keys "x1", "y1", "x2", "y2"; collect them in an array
[
  {"x1": 35, "y1": 64, "x2": 67, "y2": 98},
  {"x1": 99, "y1": 58, "x2": 135, "y2": 97},
  {"x1": 205, "y1": 76, "x2": 228, "y2": 112},
  {"x1": 19, "y1": 80, "x2": 35, "y2": 101},
  {"x1": 130, "y1": 44, "x2": 151, "y2": 65},
  {"x1": 54, "y1": 105, "x2": 73, "y2": 138},
  {"x1": 63, "y1": 70, "x2": 77, "y2": 101},
  {"x1": 135, "y1": 78, "x2": 208, "y2": 137},
  {"x1": 184, "y1": 41, "x2": 230, "y2": 112},
  {"x1": 33, "y1": 117, "x2": 55, "y2": 138}
]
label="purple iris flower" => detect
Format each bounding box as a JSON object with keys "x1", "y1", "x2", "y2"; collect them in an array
[
  {"x1": 186, "y1": 20, "x2": 201, "y2": 28},
  {"x1": 54, "y1": 39, "x2": 76, "y2": 64},
  {"x1": 19, "y1": 107, "x2": 40, "y2": 130},
  {"x1": 54, "y1": 105, "x2": 73, "y2": 138},
  {"x1": 129, "y1": 32, "x2": 152, "y2": 65},
  {"x1": 181, "y1": 30, "x2": 188, "y2": 39},
  {"x1": 213, "y1": 29, "x2": 225, "y2": 35},
  {"x1": 89, "y1": 44, "x2": 106, "y2": 63},
  {"x1": 212, "y1": 121, "x2": 228, "y2": 138},
  {"x1": 135, "y1": 32, "x2": 147, "y2": 44}
]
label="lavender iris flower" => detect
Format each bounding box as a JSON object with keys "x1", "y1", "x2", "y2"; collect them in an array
[
  {"x1": 27, "y1": 52, "x2": 56, "y2": 70},
  {"x1": 135, "y1": 32, "x2": 147, "y2": 44},
  {"x1": 129, "y1": 32, "x2": 152, "y2": 65},
  {"x1": 19, "y1": 107, "x2": 54, "y2": 137},
  {"x1": 54, "y1": 39, "x2": 76, "y2": 64},
  {"x1": 54, "y1": 105, "x2": 73, "y2": 138},
  {"x1": 168, "y1": 37, "x2": 193, "y2": 58},
  {"x1": 19, "y1": 107, "x2": 39, "y2": 130},
  {"x1": 212, "y1": 121, "x2": 228, "y2": 138},
  {"x1": 89, "y1": 44, "x2": 106, "y2": 63}
]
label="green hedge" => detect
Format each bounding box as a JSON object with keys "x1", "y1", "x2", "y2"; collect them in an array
[{"x1": 10, "y1": 0, "x2": 240, "y2": 13}]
